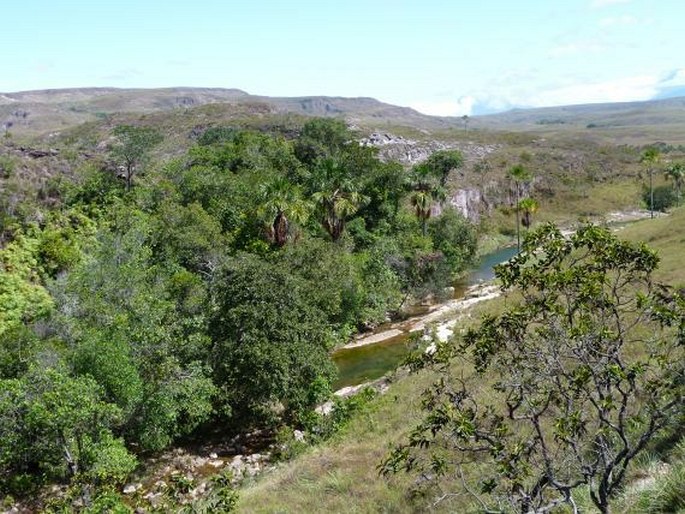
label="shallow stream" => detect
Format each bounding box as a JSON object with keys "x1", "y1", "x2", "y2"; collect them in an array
[{"x1": 332, "y1": 246, "x2": 519, "y2": 389}]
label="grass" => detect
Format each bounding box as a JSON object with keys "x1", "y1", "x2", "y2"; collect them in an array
[{"x1": 236, "y1": 206, "x2": 685, "y2": 513}]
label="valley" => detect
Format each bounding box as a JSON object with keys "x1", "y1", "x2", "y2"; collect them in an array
[{"x1": 1, "y1": 88, "x2": 684, "y2": 513}]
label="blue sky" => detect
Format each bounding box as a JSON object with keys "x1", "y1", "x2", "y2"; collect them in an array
[{"x1": 3, "y1": 0, "x2": 684, "y2": 115}]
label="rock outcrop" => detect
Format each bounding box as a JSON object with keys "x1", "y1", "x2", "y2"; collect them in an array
[{"x1": 360, "y1": 131, "x2": 500, "y2": 166}]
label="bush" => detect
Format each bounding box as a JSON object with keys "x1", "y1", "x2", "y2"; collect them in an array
[{"x1": 643, "y1": 184, "x2": 680, "y2": 212}]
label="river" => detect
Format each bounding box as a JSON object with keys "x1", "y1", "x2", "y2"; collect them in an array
[{"x1": 332, "y1": 245, "x2": 518, "y2": 389}]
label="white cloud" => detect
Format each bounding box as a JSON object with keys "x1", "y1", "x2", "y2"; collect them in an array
[
  {"x1": 411, "y1": 96, "x2": 475, "y2": 117},
  {"x1": 599, "y1": 14, "x2": 637, "y2": 27},
  {"x1": 416, "y1": 68, "x2": 685, "y2": 117},
  {"x1": 471, "y1": 69, "x2": 685, "y2": 113},
  {"x1": 591, "y1": 0, "x2": 631, "y2": 8},
  {"x1": 531, "y1": 74, "x2": 658, "y2": 106}
]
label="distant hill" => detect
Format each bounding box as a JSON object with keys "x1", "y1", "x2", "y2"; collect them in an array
[
  {"x1": 0, "y1": 87, "x2": 455, "y2": 137},
  {"x1": 3, "y1": 86, "x2": 685, "y2": 145},
  {"x1": 473, "y1": 96, "x2": 685, "y2": 144}
]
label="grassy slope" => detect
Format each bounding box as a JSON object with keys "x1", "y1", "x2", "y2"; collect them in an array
[{"x1": 237, "y1": 207, "x2": 685, "y2": 513}]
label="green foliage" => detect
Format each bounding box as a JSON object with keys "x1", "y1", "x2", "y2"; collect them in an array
[
  {"x1": 428, "y1": 208, "x2": 477, "y2": 276},
  {"x1": 110, "y1": 125, "x2": 163, "y2": 191},
  {"x1": 384, "y1": 223, "x2": 685, "y2": 514},
  {"x1": 56, "y1": 219, "x2": 216, "y2": 451},
  {"x1": 0, "y1": 154, "x2": 17, "y2": 178},
  {"x1": 309, "y1": 157, "x2": 368, "y2": 241},
  {"x1": 643, "y1": 184, "x2": 680, "y2": 212},
  {"x1": 209, "y1": 254, "x2": 337, "y2": 424},
  {"x1": 0, "y1": 117, "x2": 486, "y2": 502},
  {"x1": 311, "y1": 387, "x2": 378, "y2": 441},
  {"x1": 424, "y1": 149, "x2": 464, "y2": 186},
  {"x1": 0, "y1": 230, "x2": 54, "y2": 336},
  {"x1": 0, "y1": 364, "x2": 134, "y2": 490},
  {"x1": 294, "y1": 118, "x2": 351, "y2": 165},
  {"x1": 66, "y1": 162, "x2": 124, "y2": 208}
]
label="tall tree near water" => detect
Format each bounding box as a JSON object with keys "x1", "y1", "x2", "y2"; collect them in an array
[
  {"x1": 665, "y1": 161, "x2": 685, "y2": 203},
  {"x1": 508, "y1": 164, "x2": 532, "y2": 250},
  {"x1": 641, "y1": 147, "x2": 661, "y2": 218},
  {"x1": 383, "y1": 223, "x2": 685, "y2": 514},
  {"x1": 409, "y1": 162, "x2": 446, "y2": 236}
]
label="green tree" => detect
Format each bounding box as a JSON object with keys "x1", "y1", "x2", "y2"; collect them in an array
[
  {"x1": 427, "y1": 207, "x2": 477, "y2": 277},
  {"x1": 641, "y1": 147, "x2": 661, "y2": 218},
  {"x1": 294, "y1": 118, "x2": 351, "y2": 165},
  {"x1": 209, "y1": 254, "x2": 336, "y2": 424},
  {"x1": 55, "y1": 219, "x2": 215, "y2": 451},
  {"x1": 0, "y1": 230, "x2": 53, "y2": 337},
  {"x1": 310, "y1": 157, "x2": 367, "y2": 242},
  {"x1": 518, "y1": 197, "x2": 539, "y2": 229},
  {"x1": 383, "y1": 223, "x2": 685, "y2": 514},
  {"x1": 111, "y1": 125, "x2": 163, "y2": 191},
  {"x1": 665, "y1": 161, "x2": 685, "y2": 202},
  {"x1": 0, "y1": 365, "x2": 135, "y2": 485},
  {"x1": 408, "y1": 163, "x2": 446, "y2": 236},
  {"x1": 257, "y1": 176, "x2": 310, "y2": 247},
  {"x1": 508, "y1": 164, "x2": 532, "y2": 250},
  {"x1": 424, "y1": 149, "x2": 464, "y2": 187}
]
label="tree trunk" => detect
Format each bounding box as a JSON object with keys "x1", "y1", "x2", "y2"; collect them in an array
[
  {"x1": 125, "y1": 162, "x2": 133, "y2": 192},
  {"x1": 273, "y1": 211, "x2": 288, "y2": 247},
  {"x1": 649, "y1": 168, "x2": 654, "y2": 218},
  {"x1": 515, "y1": 186, "x2": 521, "y2": 250}
]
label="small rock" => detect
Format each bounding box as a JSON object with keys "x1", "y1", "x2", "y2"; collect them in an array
[
  {"x1": 123, "y1": 483, "x2": 141, "y2": 495},
  {"x1": 209, "y1": 459, "x2": 224, "y2": 468},
  {"x1": 144, "y1": 491, "x2": 163, "y2": 508},
  {"x1": 209, "y1": 452, "x2": 218, "y2": 459},
  {"x1": 293, "y1": 429, "x2": 305, "y2": 442},
  {"x1": 316, "y1": 401, "x2": 334, "y2": 416}
]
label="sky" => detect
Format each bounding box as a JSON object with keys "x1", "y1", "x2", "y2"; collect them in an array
[{"x1": 3, "y1": 0, "x2": 685, "y2": 116}]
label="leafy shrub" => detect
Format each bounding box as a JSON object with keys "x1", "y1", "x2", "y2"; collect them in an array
[{"x1": 643, "y1": 184, "x2": 680, "y2": 212}]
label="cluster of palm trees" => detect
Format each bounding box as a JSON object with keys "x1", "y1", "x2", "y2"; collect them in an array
[
  {"x1": 257, "y1": 157, "x2": 368, "y2": 246},
  {"x1": 257, "y1": 147, "x2": 468, "y2": 247},
  {"x1": 508, "y1": 164, "x2": 538, "y2": 250}
]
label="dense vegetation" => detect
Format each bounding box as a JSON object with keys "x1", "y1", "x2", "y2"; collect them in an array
[{"x1": 0, "y1": 118, "x2": 477, "y2": 504}]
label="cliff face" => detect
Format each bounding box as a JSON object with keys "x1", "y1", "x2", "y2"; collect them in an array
[
  {"x1": 361, "y1": 131, "x2": 508, "y2": 221},
  {"x1": 360, "y1": 131, "x2": 500, "y2": 166}
]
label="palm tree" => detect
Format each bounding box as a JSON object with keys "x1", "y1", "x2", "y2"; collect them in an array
[
  {"x1": 641, "y1": 147, "x2": 661, "y2": 218},
  {"x1": 408, "y1": 163, "x2": 446, "y2": 236},
  {"x1": 665, "y1": 162, "x2": 685, "y2": 203},
  {"x1": 309, "y1": 157, "x2": 367, "y2": 242},
  {"x1": 518, "y1": 198, "x2": 539, "y2": 229},
  {"x1": 258, "y1": 176, "x2": 309, "y2": 247},
  {"x1": 508, "y1": 164, "x2": 533, "y2": 250}
]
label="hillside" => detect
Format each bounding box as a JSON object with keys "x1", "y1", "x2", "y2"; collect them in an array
[
  {"x1": 0, "y1": 87, "x2": 455, "y2": 137},
  {"x1": 4, "y1": 87, "x2": 685, "y2": 147}
]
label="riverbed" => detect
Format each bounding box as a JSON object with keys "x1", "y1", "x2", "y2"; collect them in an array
[{"x1": 332, "y1": 245, "x2": 518, "y2": 389}]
